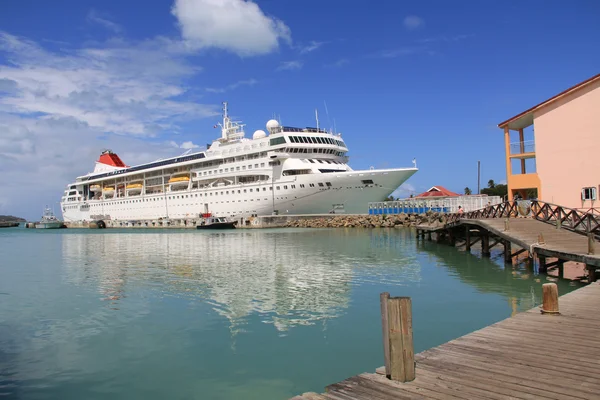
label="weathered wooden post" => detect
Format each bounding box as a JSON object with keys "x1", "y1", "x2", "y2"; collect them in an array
[
  {"x1": 588, "y1": 233, "x2": 595, "y2": 255},
  {"x1": 540, "y1": 283, "x2": 559, "y2": 314},
  {"x1": 386, "y1": 296, "x2": 415, "y2": 382},
  {"x1": 504, "y1": 217, "x2": 510, "y2": 231},
  {"x1": 465, "y1": 227, "x2": 471, "y2": 252},
  {"x1": 556, "y1": 217, "x2": 561, "y2": 230},
  {"x1": 538, "y1": 256, "x2": 547, "y2": 273},
  {"x1": 481, "y1": 233, "x2": 490, "y2": 257},
  {"x1": 538, "y1": 233, "x2": 545, "y2": 245},
  {"x1": 503, "y1": 240, "x2": 512, "y2": 264},
  {"x1": 380, "y1": 292, "x2": 391, "y2": 377}
]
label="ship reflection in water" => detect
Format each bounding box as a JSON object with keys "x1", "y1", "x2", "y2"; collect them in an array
[{"x1": 61, "y1": 228, "x2": 422, "y2": 334}]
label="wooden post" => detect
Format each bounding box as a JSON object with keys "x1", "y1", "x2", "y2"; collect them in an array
[
  {"x1": 504, "y1": 240, "x2": 512, "y2": 264},
  {"x1": 387, "y1": 297, "x2": 415, "y2": 382},
  {"x1": 504, "y1": 218, "x2": 509, "y2": 231},
  {"x1": 380, "y1": 292, "x2": 391, "y2": 377},
  {"x1": 558, "y1": 261, "x2": 564, "y2": 279},
  {"x1": 588, "y1": 266, "x2": 597, "y2": 283},
  {"x1": 426, "y1": 231, "x2": 432, "y2": 241},
  {"x1": 481, "y1": 233, "x2": 490, "y2": 257},
  {"x1": 448, "y1": 230, "x2": 456, "y2": 246},
  {"x1": 539, "y1": 256, "x2": 547, "y2": 273},
  {"x1": 588, "y1": 233, "x2": 595, "y2": 255},
  {"x1": 538, "y1": 233, "x2": 545, "y2": 245},
  {"x1": 556, "y1": 217, "x2": 561, "y2": 230},
  {"x1": 540, "y1": 283, "x2": 559, "y2": 314},
  {"x1": 465, "y1": 227, "x2": 471, "y2": 252}
]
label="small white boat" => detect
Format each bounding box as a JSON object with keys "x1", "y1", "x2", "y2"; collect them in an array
[{"x1": 35, "y1": 208, "x2": 65, "y2": 229}]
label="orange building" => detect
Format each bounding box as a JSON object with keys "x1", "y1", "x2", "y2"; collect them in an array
[{"x1": 498, "y1": 73, "x2": 600, "y2": 209}]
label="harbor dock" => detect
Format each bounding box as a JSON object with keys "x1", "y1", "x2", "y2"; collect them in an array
[
  {"x1": 291, "y1": 282, "x2": 600, "y2": 400},
  {"x1": 415, "y1": 200, "x2": 600, "y2": 282}
]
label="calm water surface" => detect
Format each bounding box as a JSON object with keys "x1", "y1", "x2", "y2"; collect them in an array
[{"x1": 0, "y1": 227, "x2": 582, "y2": 399}]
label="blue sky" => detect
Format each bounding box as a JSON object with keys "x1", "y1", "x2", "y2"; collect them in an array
[{"x1": 1, "y1": 0, "x2": 599, "y2": 219}]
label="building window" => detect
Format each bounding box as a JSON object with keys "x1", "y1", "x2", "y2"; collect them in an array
[
  {"x1": 582, "y1": 187, "x2": 597, "y2": 201},
  {"x1": 318, "y1": 183, "x2": 324, "y2": 187},
  {"x1": 283, "y1": 185, "x2": 288, "y2": 189},
  {"x1": 309, "y1": 183, "x2": 315, "y2": 187},
  {"x1": 291, "y1": 185, "x2": 296, "y2": 189},
  {"x1": 326, "y1": 182, "x2": 332, "y2": 187},
  {"x1": 300, "y1": 184, "x2": 305, "y2": 188}
]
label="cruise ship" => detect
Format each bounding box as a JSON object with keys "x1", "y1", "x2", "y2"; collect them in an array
[{"x1": 60, "y1": 103, "x2": 417, "y2": 222}]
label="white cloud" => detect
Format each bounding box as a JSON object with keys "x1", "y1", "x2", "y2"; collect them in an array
[
  {"x1": 276, "y1": 60, "x2": 303, "y2": 71},
  {"x1": 171, "y1": 0, "x2": 291, "y2": 56},
  {"x1": 87, "y1": 9, "x2": 122, "y2": 33},
  {"x1": 298, "y1": 40, "x2": 326, "y2": 54},
  {"x1": 0, "y1": 32, "x2": 216, "y2": 136},
  {"x1": 206, "y1": 78, "x2": 258, "y2": 93},
  {"x1": 0, "y1": 32, "x2": 219, "y2": 219},
  {"x1": 403, "y1": 15, "x2": 424, "y2": 30}
]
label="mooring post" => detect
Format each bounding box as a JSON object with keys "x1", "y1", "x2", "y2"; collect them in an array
[
  {"x1": 504, "y1": 240, "x2": 512, "y2": 264},
  {"x1": 588, "y1": 233, "x2": 595, "y2": 255},
  {"x1": 481, "y1": 233, "x2": 490, "y2": 257},
  {"x1": 386, "y1": 296, "x2": 415, "y2": 382},
  {"x1": 448, "y1": 230, "x2": 456, "y2": 246},
  {"x1": 541, "y1": 283, "x2": 559, "y2": 314},
  {"x1": 379, "y1": 292, "x2": 391, "y2": 377},
  {"x1": 426, "y1": 231, "x2": 432, "y2": 241}
]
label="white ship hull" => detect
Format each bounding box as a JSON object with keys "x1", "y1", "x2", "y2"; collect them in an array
[
  {"x1": 62, "y1": 168, "x2": 416, "y2": 222},
  {"x1": 60, "y1": 103, "x2": 418, "y2": 223}
]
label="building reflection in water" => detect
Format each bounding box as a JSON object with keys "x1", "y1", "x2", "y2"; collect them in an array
[{"x1": 61, "y1": 229, "x2": 422, "y2": 334}]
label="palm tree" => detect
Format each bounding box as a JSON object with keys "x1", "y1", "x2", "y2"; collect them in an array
[
  {"x1": 464, "y1": 187, "x2": 472, "y2": 195},
  {"x1": 487, "y1": 179, "x2": 496, "y2": 189}
]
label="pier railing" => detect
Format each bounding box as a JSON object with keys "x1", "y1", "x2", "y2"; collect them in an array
[{"x1": 446, "y1": 200, "x2": 600, "y2": 236}]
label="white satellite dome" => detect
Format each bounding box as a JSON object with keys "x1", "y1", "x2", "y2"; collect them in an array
[
  {"x1": 253, "y1": 129, "x2": 267, "y2": 140},
  {"x1": 266, "y1": 119, "x2": 280, "y2": 132}
]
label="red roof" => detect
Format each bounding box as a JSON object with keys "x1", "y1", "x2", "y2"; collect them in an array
[{"x1": 415, "y1": 186, "x2": 460, "y2": 198}]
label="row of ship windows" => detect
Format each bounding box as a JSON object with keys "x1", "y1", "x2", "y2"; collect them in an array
[
  {"x1": 201, "y1": 162, "x2": 266, "y2": 176},
  {"x1": 277, "y1": 148, "x2": 345, "y2": 156},
  {"x1": 287, "y1": 135, "x2": 346, "y2": 148},
  {"x1": 64, "y1": 182, "x2": 335, "y2": 207}
]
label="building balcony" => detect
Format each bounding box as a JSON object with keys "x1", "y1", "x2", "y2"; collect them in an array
[{"x1": 509, "y1": 140, "x2": 535, "y2": 159}]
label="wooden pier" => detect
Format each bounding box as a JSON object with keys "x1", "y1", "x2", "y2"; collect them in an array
[
  {"x1": 415, "y1": 200, "x2": 600, "y2": 282},
  {"x1": 291, "y1": 282, "x2": 600, "y2": 400}
]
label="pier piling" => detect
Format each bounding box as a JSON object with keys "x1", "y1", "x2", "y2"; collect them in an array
[
  {"x1": 379, "y1": 292, "x2": 391, "y2": 377},
  {"x1": 385, "y1": 296, "x2": 415, "y2": 383},
  {"x1": 541, "y1": 283, "x2": 559, "y2": 314}
]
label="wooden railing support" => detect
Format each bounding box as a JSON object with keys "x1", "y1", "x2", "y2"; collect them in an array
[
  {"x1": 380, "y1": 292, "x2": 391, "y2": 377},
  {"x1": 465, "y1": 227, "x2": 471, "y2": 252},
  {"x1": 541, "y1": 283, "x2": 559, "y2": 314},
  {"x1": 386, "y1": 296, "x2": 415, "y2": 382},
  {"x1": 504, "y1": 240, "x2": 512, "y2": 264},
  {"x1": 481, "y1": 233, "x2": 490, "y2": 257},
  {"x1": 504, "y1": 218, "x2": 509, "y2": 231},
  {"x1": 588, "y1": 233, "x2": 595, "y2": 255}
]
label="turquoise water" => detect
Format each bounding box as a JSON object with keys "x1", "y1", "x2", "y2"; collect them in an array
[{"x1": 0, "y1": 227, "x2": 582, "y2": 399}]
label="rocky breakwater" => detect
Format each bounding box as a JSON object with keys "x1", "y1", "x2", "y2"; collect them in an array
[{"x1": 284, "y1": 213, "x2": 446, "y2": 229}]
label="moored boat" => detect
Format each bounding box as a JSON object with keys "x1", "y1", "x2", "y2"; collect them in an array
[
  {"x1": 35, "y1": 208, "x2": 65, "y2": 229},
  {"x1": 197, "y1": 215, "x2": 237, "y2": 230}
]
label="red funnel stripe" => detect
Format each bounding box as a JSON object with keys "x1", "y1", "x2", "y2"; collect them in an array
[{"x1": 98, "y1": 153, "x2": 128, "y2": 168}]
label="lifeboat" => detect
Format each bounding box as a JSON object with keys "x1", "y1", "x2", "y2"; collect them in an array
[
  {"x1": 90, "y1": 184, "x2": 102, "y2": 192},
  {"x1": 168, "y1": 173, "x2": 190, "y2": 189},
  {"x1": 126, "y1": 182, "x2": 143, "y2": 195},
  {"x1": 103, "y1": 186, "x2": 115, "y2": 192}
]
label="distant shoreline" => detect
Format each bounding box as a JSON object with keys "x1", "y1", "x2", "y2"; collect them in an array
[{"x1": 0, "y1": 215, "x2": 26, "y2": 223}]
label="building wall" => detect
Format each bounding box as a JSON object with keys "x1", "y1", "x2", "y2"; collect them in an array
[{"x1": 533, "y1": 79, "x2": 600, "y2": 209}]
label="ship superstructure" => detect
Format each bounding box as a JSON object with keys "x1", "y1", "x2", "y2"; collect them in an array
[{"x1": 60, "y1": 103, "x2": 417, "y2": 222}]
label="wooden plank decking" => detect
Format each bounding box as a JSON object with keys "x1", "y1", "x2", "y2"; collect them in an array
[{"x1": 292, "y1": 283, "x2": 600, "y2": 400}]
